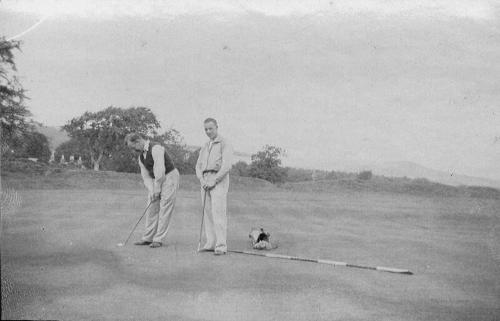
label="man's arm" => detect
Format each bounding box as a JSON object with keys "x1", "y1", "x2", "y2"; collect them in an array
[
  {"x1": 139, "y1": 158, "x2": 154, "y2": 194},
  {"x1": 151, "y1": 145, "x2": 166, "y2": 195},
  {"x1": 214, "y1": 139, "x2": 233, "y2": 184}
]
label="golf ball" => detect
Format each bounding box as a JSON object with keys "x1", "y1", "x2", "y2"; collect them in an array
[{"x1": 117, "y1": 243, "x2": 124, "y2": 247}]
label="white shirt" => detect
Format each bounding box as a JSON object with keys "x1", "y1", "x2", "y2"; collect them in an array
[{"x1": 138, "y1": 140, "x2": 167, "y2": 194}]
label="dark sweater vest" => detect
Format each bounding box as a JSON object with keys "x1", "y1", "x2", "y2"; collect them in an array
[{"x1": 139, "y1": 143, "x2": 175, "y2": 178}]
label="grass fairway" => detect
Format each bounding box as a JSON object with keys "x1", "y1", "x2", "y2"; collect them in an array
[{"x1": 2, "y1": 180, "x2": 500, "y2": 320}]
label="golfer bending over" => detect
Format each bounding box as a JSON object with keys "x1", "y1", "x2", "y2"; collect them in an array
[
  {"x1": 125, "y1": 133, "x2": 180, "y2": 248},
  {"x1": 196, "y1": 118, "x2": 233, "y2": 255}
]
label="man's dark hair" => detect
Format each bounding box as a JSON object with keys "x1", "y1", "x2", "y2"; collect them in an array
[
  {"x1": 204, "y1": 118, "x2": 218, "y2": 127},
  {"x1": 124, "y1": 132, "x2": 144, "y2": 144}
]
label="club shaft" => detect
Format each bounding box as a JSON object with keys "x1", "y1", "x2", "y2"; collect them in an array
[
  {"x1": 197, "y1": 190, "x2": 207, "y2": 251},
  {"x1": 122, "y1": 201, "x2": 152, "y2": 246}
]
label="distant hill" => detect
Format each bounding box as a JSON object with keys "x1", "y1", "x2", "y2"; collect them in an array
[
  {"x1": 371, "y1": 161, "x2": 500, "y2": 189},
  {"x1": 35, "y1": 125, "x2": 70, "y2": 150}
]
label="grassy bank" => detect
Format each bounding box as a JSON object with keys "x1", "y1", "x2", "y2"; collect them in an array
[
  {"x1": 1, "y1": 160, "x2": 276, "y2": 192},
  {"x1": 1, "y1": 159, "x2": 498, "y2": 199},
  {"x1": 282, "y1": 176, "x2": 500, "y2": 200}
]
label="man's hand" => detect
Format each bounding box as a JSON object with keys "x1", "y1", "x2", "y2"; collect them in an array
[
  {"x1": 204, "y1": 176, "x2": 216, "y2": 190},
  {"x1": 149, "y1": 192, "x2": 161, "y2": 202}
]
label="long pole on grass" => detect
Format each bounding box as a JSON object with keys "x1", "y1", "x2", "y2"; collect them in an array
[{"x1": 228, "y1": 250, "x2": 413, "y2": 275}]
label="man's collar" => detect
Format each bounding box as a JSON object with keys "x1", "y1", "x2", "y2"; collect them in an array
[
  {"x1": 143, "y1": 140, "x2": 150, "y2": 152},
  {"x1": 209, "y1": 135, "x2": 222, "y2": 143}
]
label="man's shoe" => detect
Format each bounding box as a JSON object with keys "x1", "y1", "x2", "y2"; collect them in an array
[
  {"x1": 214, "y1": 250, "x2": 226, "y2": 256},
  {"x1": 150, "y1": 242, "x2": 162, "y2": 248},
  {"x1": 134, "y1": 240, "x2": 152, "y2": 246}
]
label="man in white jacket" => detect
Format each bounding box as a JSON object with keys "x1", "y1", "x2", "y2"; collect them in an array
[
  {"x1": 125, "y1": 133, "x2": 180, "y2": 248},
  {"x1": 196, "y1": 118, "x2": 233, "y2": 255}
]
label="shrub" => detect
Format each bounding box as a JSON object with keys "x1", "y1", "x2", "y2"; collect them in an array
[
  {"x1": 248, "y1": 145, "x2": 288, "y2": 184},
  {"x1": 357, "y1": 170, "x2": 373, "y2": 180},
  {"x1": 231, "y1": 161, "x2": 250, "y2": 177}
]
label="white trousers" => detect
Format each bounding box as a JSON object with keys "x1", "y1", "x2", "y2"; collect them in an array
[
  {"x1": 142, "y1": 169, "x2": 180, "y2": 243},
  {"x1": 201, "y1": 173, "x2": 229, "y2": 252}
]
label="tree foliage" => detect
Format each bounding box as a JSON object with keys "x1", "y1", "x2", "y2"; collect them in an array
[
  {"x1": 0, "y1": 38, "x2": 31, "y2": 155},
  {"x1": 357, "y1": 170, "x2": 373, "y2": 181},
  {"x1": 55, "y1": 138, "x2": 91, "y2": 167},
  {"x1": 59, "y1": 110, "x2": 198, "y2": 174},
  {"x1": 154, "y1": 129, "x2": 197, "y2": 174},
  {"x1": 103, "y1": 148, "x2": 138, "y2": 173},
  {"x1": 248, "y1": 145, "x2": 288, "y2": 184},
  {"x1": 154, "y1": 129, "x2": 186, "y2": 172},
  {"x1": 15, "y1": 131, "x2": 51, "y2": 162},
  {"x1": 102, "y1": 128, "x2": 197, "y2": 174},
  {"x1": 183, "y1": 147, "x2": 200, "y2": 175},
  {"x1": 231, "y1": 161, "x2": 250, "y2": 176},
  {"x1": 62, "y1": 106, "x2": 160, "y2": 170}
]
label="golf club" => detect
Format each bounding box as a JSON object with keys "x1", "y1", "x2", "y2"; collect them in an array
[
  {"x1": 197, "y1": 190, "x2": 208, "y2": 252},
  {"x1": 117, "y1": 200, "x2": 152, "y2": 247}
]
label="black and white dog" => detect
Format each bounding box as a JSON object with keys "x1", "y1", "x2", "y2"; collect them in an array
[{"x1": 249, "y1": 227, "x2": 277, "y2": 250}]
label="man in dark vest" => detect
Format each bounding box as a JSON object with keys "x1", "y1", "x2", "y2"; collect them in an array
[{"x1": 125, "y1": 133, "x2": 180, "y2": 248}]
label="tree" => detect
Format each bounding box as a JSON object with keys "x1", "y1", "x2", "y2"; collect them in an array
[
  {"x1": 183, "y1": 147, "x2": 200, "y2": 175},
  {"x1": 154, "y1": 129, "x2": 203, "y2": 174},
  {"x1": 15, "y1": 131, "x2": 51, "y2": 162},
  {"x1": 103, "y1": 147, "x2": 138, "y2": 173},
  {"x1": 248, "y1": 145, "x2": 288, "y2": 184},
  {"x1": 0, "y1": 38, "x2": 31, "y2": 155},
  {"x1": 154, "y1": 128, "x2": 189, "y2": 173},
  {"x1": 231, "y1": 161, "x2": 250, "y2": 177},
  {"x1": 62, "y1": 106, "x2": 160, "y2": 170},
  {"x1": 55, "y1": 138, "x2": 91, "y2": 168}
]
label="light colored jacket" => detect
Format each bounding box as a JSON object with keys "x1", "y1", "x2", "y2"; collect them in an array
[{"x1": 196, "y1": 135, "x2": 233, "y2": 184}]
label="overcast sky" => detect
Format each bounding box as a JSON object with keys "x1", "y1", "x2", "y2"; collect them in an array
[{"x1": 1, "y1": 0, "x2": 499, "y2": 179}]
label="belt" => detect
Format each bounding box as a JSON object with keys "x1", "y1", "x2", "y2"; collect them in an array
[{"x1": 202, "y1": 169, "x2": 218, "y2": 174}]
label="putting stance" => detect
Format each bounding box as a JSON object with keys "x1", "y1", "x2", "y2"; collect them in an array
[
  {"x1": 196, "y1": 118, "x2": 233, "y2": 255},
  {"x1": 125, "y1": 133, "x2": 180, "y2": 248}
]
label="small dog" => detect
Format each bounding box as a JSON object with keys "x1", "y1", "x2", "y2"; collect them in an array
[{"x1": 249, "y1": 227, "x2": 277, "y2": 250}]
